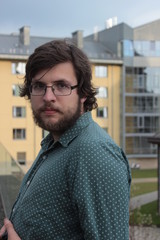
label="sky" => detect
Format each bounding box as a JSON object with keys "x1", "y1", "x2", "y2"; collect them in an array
[{"x1": 0, "y1": 0, "x2": 160, "y2": 38}]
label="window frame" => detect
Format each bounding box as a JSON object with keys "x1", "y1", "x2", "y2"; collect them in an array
[
  {"x1": 13, "y1": 129, "x2": 26, "y2": 140},
  {"x1": 12, "y1": 62, "x2": 26, "y2": 75},
  {"x1": 96, "y1": 107, "x2": 108, "y2": 118},
  {"x1": 17, "y1": 152, "x2": 26, "y2": 165},
  {"x1": 12, "y1": 84, "x2": 20, "y2": 96},
  {"x1": 12, "y1": 106, "x2": 26, "y2": 118},
  {"x1": 96, "y1": 87, "x2": 108, "y2": 98},
  {"x1": 95, "y1": 66, "x2": 108, "y2": 78}
]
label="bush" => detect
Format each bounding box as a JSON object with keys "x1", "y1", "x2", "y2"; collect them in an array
[{"x1": 130, "y1": 207, "x2": 153, "y2": 226}]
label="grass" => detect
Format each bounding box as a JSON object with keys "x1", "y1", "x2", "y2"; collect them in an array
[
  {"x1": 141, "y1": 201, "x2": 160, "y2": 226},
  {"x1": 131, "y1": 169, "x2": 158, "y2": 178},
  {"x1": 131, "y1": 182, "x2": 158, "y2": 197},
  {"x1": 130, "y1": 168, "x2": 160, "y2": 226},
  {"x1": 131, "y1": 169, "x2": 157, "y2": 178},
  {"x1": 130, "y1": 201, "x2": 160, "y2": 226}
]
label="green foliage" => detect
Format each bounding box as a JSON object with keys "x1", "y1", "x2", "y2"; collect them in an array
[
  {"x1": 141, "y1": 201, "x2": 160, "y2": 226},
  {"x1": 130, "y1": 208, "x2": 153, "y2": 226},
  {"x1": 130, "y1": 201, "x2": 160, "y2": 226},
  {"x1": 130, "y1": 169, "x2": 160, "y2": 227},
  {"x1": 130, "y1": 168, "x2": 160, "y2": 226}
]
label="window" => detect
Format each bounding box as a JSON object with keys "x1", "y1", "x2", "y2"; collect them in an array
[
  {"x1": 12, "y1": 62, "x2": 26, "y2": 75},
  {"x1": 17, "y1": 152, "x2": 26, "y2": 165},
  {"x1": 123, "y1": 40, "x2": 134, "y2": 57},
  {"x1": 137, "y1": 116, "x2": 144, "y2": 128},
  {"x1": 13, "y1": 107, "x2": 26, "y2": 117},
  {"x1": 154, "y1": 97, "x2": 158, "y2": 108},
  {"x1": 134, "y1": 40, "x2": 160, "y2": 57},
  {"x1": 12, "y1": 85, "x2": 20, "y2": 96},
  {"x1": 133, "y1": 75, "x2": 145, "y2": 89},
  {"x1": 96, "y1": 107, "x2": 108, "y2": 118},
  {"x1": 131, "y1": 136, "x2": 156, "y2": 154},
  {"x1": 13, "y1": 129, "x2": 26, "y2": 140},
  {"x1": 95, "y1": 66, "x2": 107, "y2": 77},
  {"x1": 96, "y1": 87, "x2": 108, "y2": 98},
  {"x1": 150, "y1": 41, "x2": 156, "y2": 51},
  {"x1": 138, "y1": 75, "x2": 145, "y2": 89}
]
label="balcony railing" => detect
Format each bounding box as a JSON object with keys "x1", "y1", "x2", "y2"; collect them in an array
[
  {"x1": 0, "y1": 142, "x2": 24, "y2": 217},
  {"x1": 126, "y1": 147, "x2": 157, "y2": 155},
  {"x1": 125, "y1": 106, "x2": 160, "y2": 114},
  {"x1": 125, "y1": 126, "x2": 159, "y2": 134}
]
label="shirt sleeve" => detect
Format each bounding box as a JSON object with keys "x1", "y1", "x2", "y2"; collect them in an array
[{"x1": 69, "y1": 140, "x2": 131, "y2": 240}]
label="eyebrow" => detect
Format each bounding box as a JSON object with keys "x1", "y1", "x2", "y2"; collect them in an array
[
  {"x1": 31, "y1": 79, "x2": 45, "y2": 84},
  {"x1": 32, "y1": 79, "x2": 72, "y2": 85}
]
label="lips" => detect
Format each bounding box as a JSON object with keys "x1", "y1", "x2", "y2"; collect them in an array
[
  {"x1": 41, "y1": 107, "x2": 60, "y2": 116},
  {"x1": 44, "y1": 108, "x2": 56, "y2": 114}
]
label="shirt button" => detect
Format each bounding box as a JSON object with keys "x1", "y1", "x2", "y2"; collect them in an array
[
  {"x1": 42, "y1": 155, "x2": 47, "y2": 160},
  {"x1": 27, "y1": 180, "x2": 30, "y2": 186},
  {"x1": 12, "y1": 208, "x2": 15, "y2": 213}
]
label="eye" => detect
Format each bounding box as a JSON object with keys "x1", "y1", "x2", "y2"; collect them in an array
[
  {"x1": 55, "y1": 82, "x2": 69, "y2": 89},
  {"x1": 33, "y1": 82, "x2": 45, "y2": 90}
]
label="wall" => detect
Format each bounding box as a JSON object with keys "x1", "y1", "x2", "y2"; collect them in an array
[
  {"x1": 0, "y1": 60, "x2": 42, "y2": 166},
  {"x1": 91, "y1": 63, "x2": 122, "y2": 146}
]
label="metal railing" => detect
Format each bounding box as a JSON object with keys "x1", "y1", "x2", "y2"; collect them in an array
[{"x1": 0, "y1": 143, "x2": 24, "y2": 217}]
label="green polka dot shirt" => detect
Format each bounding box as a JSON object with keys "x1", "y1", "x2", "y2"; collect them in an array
[{"x1": 10, "y1": 112, "x2": 131, "y2": 240}]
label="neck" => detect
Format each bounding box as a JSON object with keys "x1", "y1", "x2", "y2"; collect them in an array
[{"x1": 52, "y1": 133, "x2": 61, "y2": 142}]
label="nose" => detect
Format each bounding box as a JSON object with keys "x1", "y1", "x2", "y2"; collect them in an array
[{"x1": 43, "y1": 86, "x2": 56, "y2": 102}]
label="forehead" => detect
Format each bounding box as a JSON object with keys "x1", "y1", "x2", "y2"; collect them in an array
[{"x1": 32, "y1": 62, "x2": 77, "y2": 83}]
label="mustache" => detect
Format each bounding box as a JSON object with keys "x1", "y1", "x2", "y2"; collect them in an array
[{"x1": 38, "y1": 104, "x2": 61, "y2": 113}]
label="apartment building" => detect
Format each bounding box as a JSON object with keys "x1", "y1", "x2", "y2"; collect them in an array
[
  {"x1": 0, "y1": 27, "x2": 122, "y2": 167},
  {"x1": 85, "y1": 19, "x2": 160, "y2": 168},
  {"x1": 73, "y1": 31, "x2": 122, "y2": 145}
]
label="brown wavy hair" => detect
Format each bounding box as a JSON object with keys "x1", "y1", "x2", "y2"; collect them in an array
[{"x1": 20, "y1": 39, "x2": 98, "y2": 111}]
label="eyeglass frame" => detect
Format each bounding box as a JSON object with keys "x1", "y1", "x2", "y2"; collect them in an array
[{"x1": 29, "y1": 82, "x2": 79, "y2": 96}]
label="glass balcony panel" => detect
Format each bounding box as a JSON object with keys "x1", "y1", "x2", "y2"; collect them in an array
[{"x1": 0, "y1": 143, "x2": 24, "y2": 217}]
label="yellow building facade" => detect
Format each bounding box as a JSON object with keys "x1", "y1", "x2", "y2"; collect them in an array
[
  {"x1": 0, "y1": 59, "x2": 122, "y2": 167},
  {"x1": 91, "y1": 63, "x2": 122, "y2": 146},
  {"x1": 0, "y1": 59, "x2": 42, "y2": 168},
  {"x1": 0, "y1": 28, "x2": 122, "y2": 169}
]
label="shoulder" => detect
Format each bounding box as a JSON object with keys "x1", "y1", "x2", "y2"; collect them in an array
[
  {"x1": 67, "y1": 121, "x2": 131, "y2": 191},
  {"x1": 69, "y1": 120, "x2": 125, "y2": 167},
  {"x1": 78, "y1": 121, "x2": 120, "y2": 154}
]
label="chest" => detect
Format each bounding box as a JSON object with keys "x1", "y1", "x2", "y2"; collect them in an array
[{"x1": 13, "y1": 147, "x2": 72, "y2": 213}]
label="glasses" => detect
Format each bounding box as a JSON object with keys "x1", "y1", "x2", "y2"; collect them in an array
[{"x1": 29, "y1": 81, "x2": 78, "y2": 96}]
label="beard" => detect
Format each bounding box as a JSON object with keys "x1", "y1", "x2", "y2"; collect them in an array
[{"x1": 32, "y1": 99, "x2": 82, "y2": 136}]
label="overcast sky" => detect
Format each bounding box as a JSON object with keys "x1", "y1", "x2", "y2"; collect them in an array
[{"x1": 0, "y1": 0, "x2": 160, "y2": 38}]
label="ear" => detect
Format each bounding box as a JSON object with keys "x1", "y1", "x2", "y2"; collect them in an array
[
  {"x1": 80, "y1": 96, "x2": 87, "y2": 104},
  {"x1": 80, "y1": 97, "x2": 87, "y2": 114}
]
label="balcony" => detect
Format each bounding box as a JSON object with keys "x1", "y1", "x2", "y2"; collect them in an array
[{"x1": 0, "y1": 142, "x2": 24, "y2": 218}]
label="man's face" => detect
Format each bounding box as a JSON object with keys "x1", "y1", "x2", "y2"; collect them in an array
[{"x1": 30, "y1": 62, "x2": 86, "y2": 140}]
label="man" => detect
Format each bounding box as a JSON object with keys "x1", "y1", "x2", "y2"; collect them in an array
[{"x1": 0, "y1": 40, "x2": 131, "y2": 240}]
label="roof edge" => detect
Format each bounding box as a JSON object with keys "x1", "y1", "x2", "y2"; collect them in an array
[{"x1": 0, "y1": 54, "x2": 28, "y2": 60}]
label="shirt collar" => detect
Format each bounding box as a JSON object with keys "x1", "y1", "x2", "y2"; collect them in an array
[{"x1": 41, "y1": 112, "x2": 93, "y2": 149}]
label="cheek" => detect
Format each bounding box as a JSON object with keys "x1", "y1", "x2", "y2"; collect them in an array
[
  {"x1": 64, "y1": 94, "x2": 79, "y2": 105},
  {"x1": 30, "y1": 98, "x2": 38, "y2": 110},
  {"x1": 61, "y1": 96, "x2": 78, "y2": 111}
]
